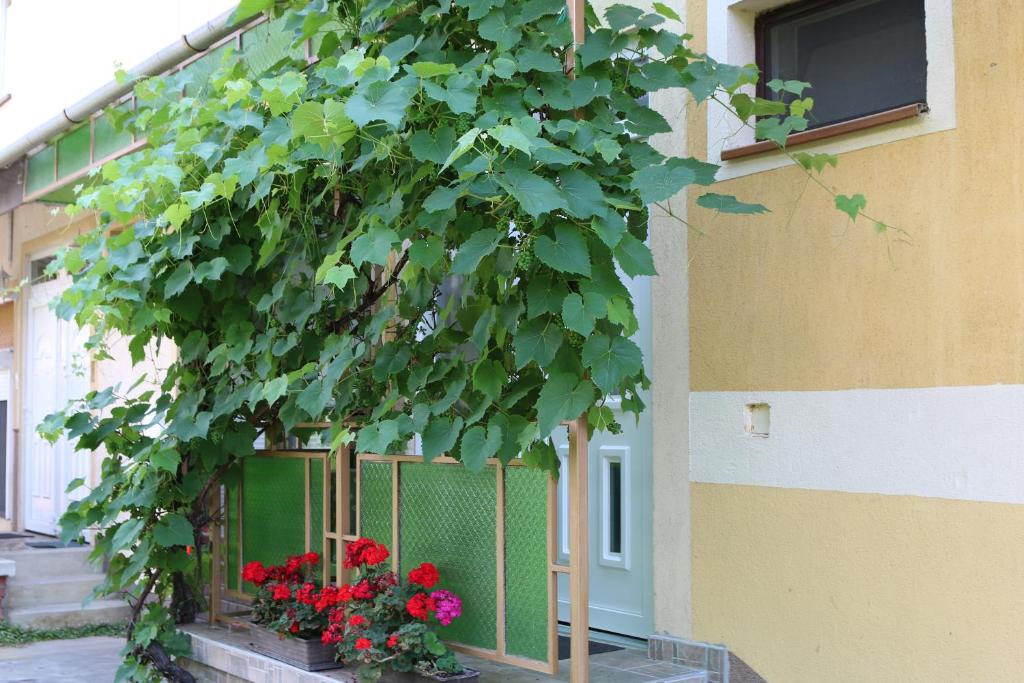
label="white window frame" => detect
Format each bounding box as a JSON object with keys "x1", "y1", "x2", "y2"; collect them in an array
[{"x1": 707, "y1": 0, "x2": 956, "y2": 180}]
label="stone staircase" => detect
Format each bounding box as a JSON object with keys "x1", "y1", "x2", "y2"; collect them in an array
[{"x1": 3, "y1": 546, "x2": 130, "y2": 628}]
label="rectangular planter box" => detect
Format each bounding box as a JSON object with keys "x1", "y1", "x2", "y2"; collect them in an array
[{"x1": 246, "y1": 621, "x2": 340, "y2": 672}]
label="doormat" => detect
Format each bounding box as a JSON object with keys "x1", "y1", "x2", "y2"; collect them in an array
[
  {"x1": 0, "y1": 533, "x2": 30, "y2": 539},
  {"x1": 557, "y1": 636, "x2": 623, "y2": 660}
]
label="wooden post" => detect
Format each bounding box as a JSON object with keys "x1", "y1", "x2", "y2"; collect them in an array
[
  {"x1": 209, "y1": 485, "x2": 222, "y2": 624},
  {"x1": 568, "y1": 415, "x2": 590, "y2": 683}
]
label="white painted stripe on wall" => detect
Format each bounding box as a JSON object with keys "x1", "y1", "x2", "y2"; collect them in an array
[{"x1": 690, "y1": 386, "x2": 1024, "y2": 504}]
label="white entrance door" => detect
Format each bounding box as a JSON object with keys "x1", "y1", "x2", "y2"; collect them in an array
[
  {"x1": 556, "y1": 271, "x2": 653, "y2": 638},
  {"x1": 24, "y1": 272, "x2": 90, "y2": 535}
]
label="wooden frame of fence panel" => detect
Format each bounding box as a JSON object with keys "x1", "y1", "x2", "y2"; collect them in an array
[
  {"x1": 210, "y1": 448, "x2": 332, "y2": 625},
  {"x1": 354, "y1": 438, "x2": 583, "y2": 677}
]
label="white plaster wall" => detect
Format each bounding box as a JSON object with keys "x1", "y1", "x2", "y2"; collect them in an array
[
  {"x1": 647, "y1": 1, "x2": 693, "y2": 640},
  {"x1": 691, "y1": 385, "x2": 1024, "y2": 504},
  {"x1": 0, "y1": 0, "x2": 237, "y2": 150}
]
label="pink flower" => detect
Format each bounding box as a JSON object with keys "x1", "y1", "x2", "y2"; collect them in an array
[{"x1": 430, "y1": 590, "x2": 462, "y2": 626}]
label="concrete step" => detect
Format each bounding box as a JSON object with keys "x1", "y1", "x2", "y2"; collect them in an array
[
  {"x1": 6, "y1": 598, "x2": 130, "y2": 629},
  {"x1": 6, "y1": 573, "x2": 108, "y2": 609},
  {"x1": 1, "y1": 546, "x2": 99, "y2": 577}
]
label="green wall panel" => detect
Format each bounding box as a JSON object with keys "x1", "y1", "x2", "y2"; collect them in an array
[
  {"x1": 359, "y1": 461, "x2": 393, "y2": 552},
  {"x1": 398, "y1": 463, "x2": 497, "y2": 651},
  {"x1": 56, "y1": 125, "x2": 90, "y2": 180},
  {"x1": 26, "y1": 145, "x2": 55, "y2": 194},
  {"x1": 94, "y1": 109, "x2": 133, "y2": 160},
  {"x1": 503, "y1": 467, "x2": 550, "y2": 662}
]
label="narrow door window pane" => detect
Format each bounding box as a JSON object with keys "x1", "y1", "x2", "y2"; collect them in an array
[{"x1": 608, "y1": 460, "x2": 622, "y2": 555}]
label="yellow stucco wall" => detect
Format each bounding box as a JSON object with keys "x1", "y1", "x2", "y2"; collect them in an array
[
  {"x1": 693, "y1": 484, "x2": 1024, "y2": 683},
  {"x1": 682, "y1": 1, "x2": 1024, "y2": 681},
  {"x1": 689, "y1": 0, "x2": 1024, "y2": 393}
]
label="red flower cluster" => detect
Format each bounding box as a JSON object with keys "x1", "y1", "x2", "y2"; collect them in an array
[
  {"x1": 344, "y1": 538, "x2": 390, "y2": 568},
  {"x1": 242, "y1": 561, "x2": 270, "y2": 585},
  {"x1": 405, "y1": 592, "x2": 437, "y2": 621},
  {"x1": 295, "y1": 582, "x2": 317, "y2": 606},
  {"x1": 314, "y1": 584, "x2": 350, "y2": 613},
  {"x1": 408, "y1": 562, "x2": 439, "y2": 589},
  {"x1": 272, "y1": 583, "x2": 292, "y2": 601}
]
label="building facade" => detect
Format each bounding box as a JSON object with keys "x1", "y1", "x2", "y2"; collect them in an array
[{"x1": 0, "y1": 0, "x2": 1020, "y2": 681}]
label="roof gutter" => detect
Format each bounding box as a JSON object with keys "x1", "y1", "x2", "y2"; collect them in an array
[{"x1": 0, "y1": 8, "x2": 244, "y2": 170}]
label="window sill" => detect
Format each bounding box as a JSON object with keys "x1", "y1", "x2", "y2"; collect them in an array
[
  {"x1": 720, "y1": 103, "x2": 927, "y2": 162},
  {"x1": 0, "y1": 94, "x2": 9, "y2": 109}
]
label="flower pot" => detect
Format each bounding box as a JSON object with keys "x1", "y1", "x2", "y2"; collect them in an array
[{"x1": 246, "y1": 621, "x2": 340, "y2": 671}]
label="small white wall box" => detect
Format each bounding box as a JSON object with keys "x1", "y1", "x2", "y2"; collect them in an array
[{"x1": 745, "y1": 403, "x2": 770, "y2": 437}]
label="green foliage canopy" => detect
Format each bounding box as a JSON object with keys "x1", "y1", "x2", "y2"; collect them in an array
[{"x1": 38, "y1": 0, "x2": 867, "y2": 679}]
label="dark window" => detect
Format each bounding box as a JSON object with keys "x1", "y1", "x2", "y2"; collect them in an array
[
  {"x1": 608, "y1": 460, "x2": 622, "y2": 555},
  {"x1": 756, "y1": 0, "x2": 927, "y2": 129}
]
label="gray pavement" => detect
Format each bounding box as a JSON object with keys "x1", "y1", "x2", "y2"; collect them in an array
[{"x1": 0, "y1": 636, "x2": 121, "y2": 682}]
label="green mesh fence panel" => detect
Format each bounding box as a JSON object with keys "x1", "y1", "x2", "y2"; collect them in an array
[
  {"x1": 56, "y1": 126, "x2": 90, "y2": 180},
  {"x1": 225, "y1": 478, "x2": 239, "y2": 592},
  {"x1": 503, "y1": 467, "x2": 550, "y2": 662},
  {"x1": 241, "y1": 456, "x2": 308, "y2": 591},
  {"x1": 183, "y1": 44, "x2": 231, "y2": 98},
  {"x1": 94, "y1": 109, "x2": 133, "y2": 161},
  {"x1": 311, "y1": 462, "x2": 324, "y2": 554},
  {"x1": 241, "y1": 17, "x2": 304, "y2": 76},
  {"x1": 26, "y1": 145, "x2": 55, "y2": 194},
  {"x1": 398, "y1": 463, "x2": 497, "y2": 651},
  {"x1": 359, "y1": 461, "x2": 393, "y2": 552}
]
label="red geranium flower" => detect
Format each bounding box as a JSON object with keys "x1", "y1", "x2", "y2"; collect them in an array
[
  {"x1": 408, "y1": 562, "x2": 440, "y2": 589},
  {"x1": 295, "y1": 582, "x2": 317, "y2": 605},
  {"x1": 302, "y1": 551, "x2": 320, "y2": 565},
  {"x1": 348, "y1": 614, "x2": 367, "y2": 628},
  {"x1": 387, "y1": 634, "x2": 399, "y2": 648},
  {"x1": 355, "y1": 637, "x2": 373, "y2": 651},
  {"x1": 351, "y1": 579, "x2": 374, "y2": 601},
  {"x1": 405, "y1": 592, "x2": 436, "y2": 621},
  {"x1": 344, "y1": 538, "x2": 390, "y2": 568},
  {"x1": 272, "y1": 583, "x2": 292, "y2": 601},
  {"x1": 289, "y1": 622, "x2": 299, "y2": 634},
  {"x1": 242, "y1": 561, "x2": 269, "y2": 586}
]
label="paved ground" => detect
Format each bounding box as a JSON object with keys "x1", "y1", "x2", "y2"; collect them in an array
[{"x1": 0, "y1": 636, "x2": 122, "y2": 682}]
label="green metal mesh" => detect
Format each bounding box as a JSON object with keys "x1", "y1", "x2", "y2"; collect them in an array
[
  {"x1": 56, "y1": 126, "x2": 90, "y2": 180},
  {"x1": 503, "y1": 467, "x2": 550, "y2": 662},
  {"x1": 26, "y1": 145, "x2": 55, "y2": 194},
  {"x1": 359, "y1": 461, "x2": 393, "y2": 553},
  {"x1": 241, "y1": 17, "x2": 304, "y2": 76},
  {"x1": 225, "y1": 478, "x2": 239, "y2": 592},
  {"x1": 241, "y1": 456, "x2": 309, "y2": 591},
  {"x1": 398, "y1": 462, "x2": 497, "y2": 651},
  {"x1": 310, "y1": 461, "x2": 324, "y2": 553}
]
